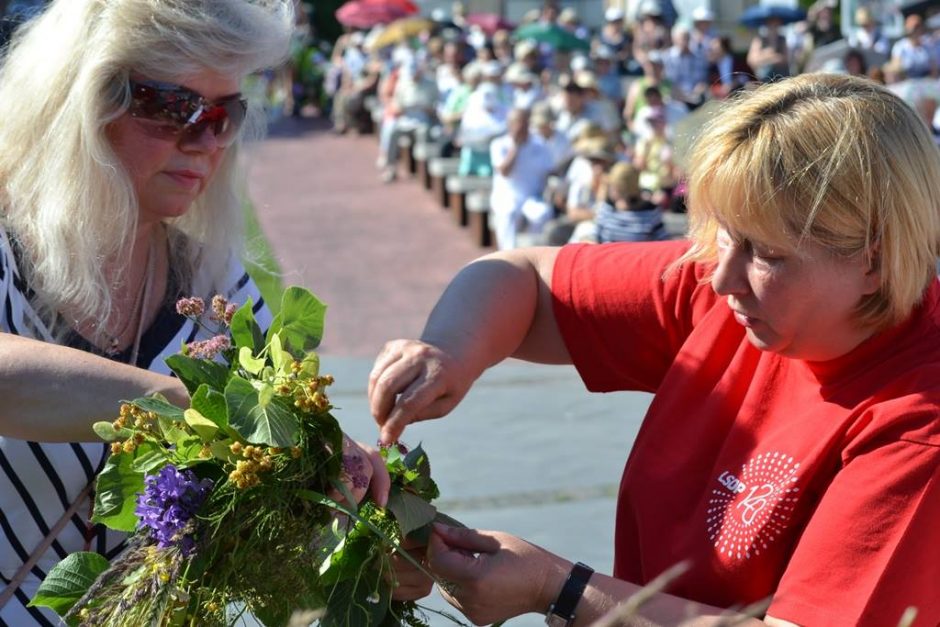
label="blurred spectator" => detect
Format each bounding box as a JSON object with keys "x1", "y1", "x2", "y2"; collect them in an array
[
  {"x1": 748, "y1": 17, "x2": 791, "y2": 81},
  {"x1": 531, "y1": 105, "x2": 572, "y2": 173},
  {"x1": 632, "y1": 3, "x2": 669, "y2": 66},
  {"x1": 546, "y1": 136, "x2": 616, "y2": 245},
  {"x1": 559, "y1": 7, "x2": 590, "y2": 40},
  {"x1": 842, "y1": 48, "x2": 868, "y2": 76},
  {"x1": 331, "y1": 33, "x2": 379, "y2": 134},
  {"x1": 709, "y1": 36, "x2": 747, "y2": 98},
  {"x1": 457, "y1": 61, "x2": 508, "y2": 176},
  {"x1": 436, "y1": 40, "x2": 464, "y2": 103},
  {"x1": 848, "y1": 7, "x2": 890, "y2": 56},
  {"x1": 807, "y1": 1, "x2": 841, "y2": 50},
  {"x1": 689, "y1": 8, "x2": 717, "y2": 60},
  {"x1": 634, "y1": 109, "x2": 676, "y2": 206},
  {"x1": 506, "y1": 63, "x2": 544, "y2": 109},
  {"x1": 632, "y1": 85, "x2": 687, "y2": 141},
  {"x1": 556, "y1": 75, "x2": 605, "y2": 141},
  {"x1": 623, "y1": 52, "x2": 674, "y2": 132},
  {"x1": 664, "y1": 24, "x2": 709, "y2": 109},
  {"x1": 438, "y1": 63, "x2": 482, "y2": 157},
  {"x1": 490, "y1": 108, "x2": 556, "y2": 249},
  {"x1": 592, "y1": 46, "x2": 625, "y2": 106},
  {"x1": 493, "y1": 29, "x2": 515, "y2": 66},
  {"x1": 891, "y1": 14, "x2": 938, "y2": 79},
  {"x1": 599, "y1": 7, "x2": 631, "y2": 72},
  {"x1": 576, "y1": 70, "x2": 622, "y2": 134},
  {"x1": 595, "y1": 161, "x2": 670, "y2": 243},
  {"x1": 379, "y1": 59, "x2": 438, "y2": 182}
]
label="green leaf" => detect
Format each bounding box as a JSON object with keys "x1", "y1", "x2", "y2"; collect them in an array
[
  {"x1": 172, "y1": 436, "x2": 207, "y2": 468},
  {"x1": 29, "y1": 551, "x2": 109, "y2": 614},
  {"x1": 190, "y1": 384, "x2": 228, "y2": 428},
  {"x1": 165, "y1": 354, "x2": 230, "y2": 396},
  {"x1": 301, "y1": 351, "x2": 320, "y2": 377},
  {"x1": 93, "y1": 453, "x2": 144, "y2": 532},
  {"x1": 258, "y1": 382, "x2": 275, "y2": 407},
  {"x1": 238, "y1": 346, "x2": 265, "y2": 375},
  {"x1": 224, "y1": 376, "x2": 299, "y2": 447},
  {"x1": 92, "y1": 421, "x2": 131, "y2": 442},
  {"x1": 229, "y1": 297, "x2": 264, "y2": 353},
  {"x1": 128, "y1": 396, "x2": 185, "y2": 421},
  {"x1": 184, "y1": 408, "x2": 219, "y2": 441},
  {"x1": 130, "y1": 442, "x2": 169, "y2": 474},
  {"x1": 269, "y1": 333, "x2": 287, "y2": 373},
  {"x1": 321, "y1": 557, "x2": 390, "y2": 627},
  {"x1": 276, "y1": 286, "x2": 327, "y2": 356},
  {"x1": 385, "y1": 491, "x2": 438, "y2": 538},
  {"x1": 403, "y1": 444, "x2": 431, "y2": 479},
  {"x1": 158, "y1": 417, "x2": 189, "y2": 447}
]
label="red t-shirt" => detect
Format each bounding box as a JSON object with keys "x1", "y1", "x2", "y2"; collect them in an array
[{"x1": 552, "y1": 241, "x2": 940, "y2": 626}]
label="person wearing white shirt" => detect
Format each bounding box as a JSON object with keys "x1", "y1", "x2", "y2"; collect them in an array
[{"x1": 489, "y1": 108, "x2": 556, "y2": 250}]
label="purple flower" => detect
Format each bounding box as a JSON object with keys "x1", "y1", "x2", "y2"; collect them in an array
[
  {"x1": 136, "y1": 465, "x2": 213, "y2": 555},
  {"x1": 186, "y1": 335, "x2": 231, "y2": 360},
  {"x1": 175, "y1": 297, "x2": 205, "y2": 318}
]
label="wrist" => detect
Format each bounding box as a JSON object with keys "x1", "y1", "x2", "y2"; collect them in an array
[{"x1": 543, "y1": 561, "x2": 594, "y2": 626}]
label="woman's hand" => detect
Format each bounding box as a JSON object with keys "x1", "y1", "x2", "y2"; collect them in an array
[
  {"x1": 368, "y1": 339, "x2": 476, "y2": 446},
  {"x1": 330, "y1": 435, "x2": 390, "y2": 508},
  {"x1": 389, "y1": 536, "x2": 434, "y2": 601},
  {"x1": 427, "y1": 524, "x2": 570, "y2": 626}
]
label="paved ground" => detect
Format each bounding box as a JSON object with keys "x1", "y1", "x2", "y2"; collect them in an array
[
  {"x1": 247, "y1": 114, "x2": 654, "y2": 626},
  {"x1": 247, "y1": 115, "x2": 484, "y2": 359}
]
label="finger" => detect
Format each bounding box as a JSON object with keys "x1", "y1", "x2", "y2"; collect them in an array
[
  {"x1": 363, "y1": 445, "x2": 390, "y2": 508},
  {"x1": 369, "y1": 359, "x2": 424, "y2": 428},
  {"x1": 427, "y1": 529, "x2": 479, "y2": 584},
  {"x1": 432, "y1": 524, "x2": 501, "y2": 554},
  {"x1": 379, "y1": 378, "x2": 455, "y2": 445},
  {"x1": 367, "y1": 342, "x2": 403, "y2": 402}
]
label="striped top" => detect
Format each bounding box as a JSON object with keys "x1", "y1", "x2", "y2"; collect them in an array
[{"x1": 0, "y1": 226, "x2": 271, "y2": 625}]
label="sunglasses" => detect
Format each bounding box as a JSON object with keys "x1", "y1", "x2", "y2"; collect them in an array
[{"x1": 127, "y1": 78, "x2": 247, "y2": 146}]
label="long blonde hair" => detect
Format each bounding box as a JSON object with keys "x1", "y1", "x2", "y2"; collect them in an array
[
  {"x1": 680, "y1": 73, "x2": 940, "y2": 330},
  {"x1": 0, "y1": 0, "x2": 293, "y2": 329}
]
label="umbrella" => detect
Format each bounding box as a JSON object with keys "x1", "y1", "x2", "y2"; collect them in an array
[
  {"x1": 335, "y1": 1, "x2": 407, "y2": 29},
  {"x1": 466, "y1": 12, "x2": 516, "y2": 35},
  {"x1": 739, "y1": 5, "x2": 807, "y2": 28},
  {"x1": 361, "y1": 0, "x2": 418, "y2": 16},
  {"x1": 514, "y1": 22, "x2": 590, "y2": 51},
  {"x1": 367, "y1": 16, "x2": 432, "y2": 50}
]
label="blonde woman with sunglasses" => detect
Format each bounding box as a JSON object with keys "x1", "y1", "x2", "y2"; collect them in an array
[{"x1": 0, "y1": 2, "x2": 402, "y2": 623}]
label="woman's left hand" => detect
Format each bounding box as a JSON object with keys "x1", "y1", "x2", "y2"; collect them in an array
[
  {"x1": 427, "y1": 524, "x2": 570, "y2": 626},
  {"x1": 330, "y1": 434, "x2": 390, "y2": 508}
]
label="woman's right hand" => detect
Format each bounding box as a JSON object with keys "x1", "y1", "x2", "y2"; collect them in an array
[{"x1": 368, "y1": 339, "x2": 476, "y2": 445}]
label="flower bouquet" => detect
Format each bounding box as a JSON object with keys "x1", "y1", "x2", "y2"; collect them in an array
[{"x1": 31, "y1": 287, "x2": 456, "y2": 626}]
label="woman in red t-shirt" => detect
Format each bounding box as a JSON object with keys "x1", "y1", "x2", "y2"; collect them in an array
[{"x1": 369, "y1": 74, "x2": 940, "y2": 627}]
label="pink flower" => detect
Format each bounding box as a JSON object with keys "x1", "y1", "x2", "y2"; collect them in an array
[
  {"x1": 176, "y1": 297, "x2": 205, "y2": 318},
  {"x1": 187, "y1": 335, "x2": 231, "y2": 359}
]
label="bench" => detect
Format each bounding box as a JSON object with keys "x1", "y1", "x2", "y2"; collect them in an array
[
  {"x1": 428, "y1": 157, "x2": 461, "y2": 209},
  {"x1": 446, "y1": 175, "x2": 493, "y2": 227},
  {"x1": 466, "y1": 190, "x2": 494, "y2": 248},
  {"x1": 413, "y1": 139, "x2": 444, "y2": 191},
  {"x1": 396, "y1": 133, "x2": 417, "y2": 178}
]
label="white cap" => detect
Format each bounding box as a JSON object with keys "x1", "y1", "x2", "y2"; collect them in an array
[
  {"x1": 605, "y1": 7, "x2": 625, "y2": 22},
  {"x1": 691, "y1": 7, "x2": 715, "y2": 22},
  {"x1": 481, "y1": 60, "x2": 503, "y2": 78},
  {"x1": 639, "y1": 1, "x2": 663, "y2": 16},
  {"x1": 431, "y1": 7, "x2": 447, "y2": 21},
  {"x1": 570, "y1": 54, "x2": 591, "y2": 72}
]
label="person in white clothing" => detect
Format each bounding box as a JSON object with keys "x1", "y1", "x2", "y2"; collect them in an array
[{"x1": 489, "y1": 108, "x2": 556, "y2": 250}]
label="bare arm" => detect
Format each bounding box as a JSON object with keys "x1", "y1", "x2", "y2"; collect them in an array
[
  {"x1": 428, "y1": 525, "x2": 799, "y2": 627},
  {"x1": 0, "y1": 332, "x2": 188, "y2": 441},
  {"x1": 369, "y1": 247, "x2": 570, "y2": 444}
]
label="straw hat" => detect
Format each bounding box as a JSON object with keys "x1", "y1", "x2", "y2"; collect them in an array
[
  {"x1": 574, "y1": 136, "x2": 616, "y2": 162},
  {"x1": 606, "y1": 162, "x2": 641, "y2": 200}
]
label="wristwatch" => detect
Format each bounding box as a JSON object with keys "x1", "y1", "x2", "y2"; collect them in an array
[{"x1": 545, "y1": 562, "x2": 594, "y2": 627}]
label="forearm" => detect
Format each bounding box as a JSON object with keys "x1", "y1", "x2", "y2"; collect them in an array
[
  {"x1": 419, "y1": 248, "x2": 568, "y2": 379},
  {"x1": 0, "y1": 333, "x2": 189, "y2": 441}
]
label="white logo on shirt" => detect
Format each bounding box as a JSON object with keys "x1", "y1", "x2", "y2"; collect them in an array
[{"x1": 706, "y1": 452, "x2": 801, "y2": 561}]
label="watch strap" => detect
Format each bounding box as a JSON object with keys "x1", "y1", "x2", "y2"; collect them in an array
[{"x1": 545, "y1": 561, "x2": 594, "y2": 626}]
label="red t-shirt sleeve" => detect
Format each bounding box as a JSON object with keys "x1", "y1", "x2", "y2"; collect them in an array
[
  {"x1": 551, "y1": 241, "x2": 716, "y2": 393},
  {"x1": 768, "y1": 400, "x2": 940, "y2": 626}
]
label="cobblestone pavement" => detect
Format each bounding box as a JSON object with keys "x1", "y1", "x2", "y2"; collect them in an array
[{"x1": 247, "y1": 115, "x2": 483, "y2": 358}]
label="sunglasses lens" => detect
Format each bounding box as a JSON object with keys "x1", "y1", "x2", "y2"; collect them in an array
[
  {"x1": 182, "y1": 99, "x2": 247, "y2": 147},
  {"x1": 128, "y1": 79, "x2": 246, "y2": 146}
]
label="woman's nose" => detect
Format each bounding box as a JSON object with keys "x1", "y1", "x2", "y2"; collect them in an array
[{"x1": 712, "y1": 247, "x2": 750, "y2": 296}]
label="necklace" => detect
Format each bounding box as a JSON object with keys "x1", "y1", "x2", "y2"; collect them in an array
[{"x1": 105, "y1": 231, "x2": 157, "y2": 363}]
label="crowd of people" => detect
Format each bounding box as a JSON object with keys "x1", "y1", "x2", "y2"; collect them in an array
[{"x1": 322, "y1": 0, "x2": 940, "y2": 250}]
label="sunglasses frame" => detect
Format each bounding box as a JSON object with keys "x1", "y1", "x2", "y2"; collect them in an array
[{"x1": 127, "y1": 78, "x2": 248, "y2": 147}]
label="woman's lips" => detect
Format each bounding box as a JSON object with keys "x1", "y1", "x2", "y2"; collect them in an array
[
  {"x1": 164, "y1": 170, "x2": 205, "y2": 190},
  {"x1": 733, "y1": 310, "x2": 757, "y2": 328}
]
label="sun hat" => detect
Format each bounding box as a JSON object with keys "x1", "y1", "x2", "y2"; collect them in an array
[
  {"x1": 605, "y1": 7, "x2": 625, "y2": 22},
  {"x1": 691, "y1": 7, "x2": 715, "y2": 22},
  {"x1": 505, "y1": 62, "x2": 537, "y2": 84},
  {"x1": 574, "y1": 136, "x2": 616, "y2": 162}
]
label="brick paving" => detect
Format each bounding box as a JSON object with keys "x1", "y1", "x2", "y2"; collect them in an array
[{"x1": 247, "y1": 116, "x2": 483, "y2": 357}]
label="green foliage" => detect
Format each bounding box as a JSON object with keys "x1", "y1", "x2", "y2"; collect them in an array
[
  {"x1": 32, "y1": 287, "x2": 460, "y2": 627},
  {"x1": 30, "y1": 552, "x2": 109, "y2": 616}
]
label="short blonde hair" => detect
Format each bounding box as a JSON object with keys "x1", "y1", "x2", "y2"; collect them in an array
[
  {"x1": 681, "y1": 73, "x2": 940, "y2": 329},
  {"x1": 0, "y1": 0, "x2": 292, "y2": 330}
]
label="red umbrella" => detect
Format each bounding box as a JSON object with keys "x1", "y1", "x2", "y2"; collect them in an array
[
  {"x1": 362, "y1": 0, "x2": 419, "y2": 14},
  {"x1": 466, "y1": 12, "x2": 516, "y2": 35},
  {"x1": 335, "y1": 1, "x2": 407, "y2": 29}
]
